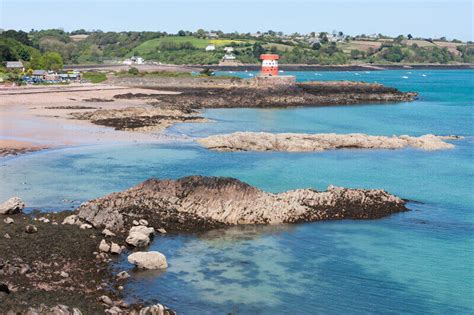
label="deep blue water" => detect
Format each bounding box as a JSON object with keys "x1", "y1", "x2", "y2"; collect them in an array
[{"x1": 0, "y1": 70, "x2": 473, "y2": 314}]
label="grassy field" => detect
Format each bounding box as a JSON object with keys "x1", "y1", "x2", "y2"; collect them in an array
[
  {"x1": 82, "y1": 72, "x2": 107, "y2": 83},
  {"x1": 131, "y1": 36, "x2": 247, "y2": 56}
]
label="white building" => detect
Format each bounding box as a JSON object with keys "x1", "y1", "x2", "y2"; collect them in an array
[
  {"x1": 224, "y1": 47, "x2": 234, "y2": 53},
  {"x1": 205, "y1": 44, "x2": 216, "y2": 51}
]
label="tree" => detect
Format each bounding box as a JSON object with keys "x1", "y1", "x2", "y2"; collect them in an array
[
  {"x1": 407, "y1": 34, "x2": 413, "y2": 40},
  {"x1": 40, "y1": 52, "x2": 63, "y2": 71},
  {"x1": 0, "y1": 43, "x2": 16, "y2": 62},
  {"x1": 252, "y1": 43, "x2": 265, "y2": 58},
  {"x1": 311, "y1": 42, "x2": 321, "y2": 50},
  {"x1": 1, "y1": 30, "x2": 32, "y2": 46},
  {"x1": 195, "y1": 29, "x2": 206, "y2": 38},
  {"x1": 177, "y1": 30, "x2": 186, "y2": 36}
]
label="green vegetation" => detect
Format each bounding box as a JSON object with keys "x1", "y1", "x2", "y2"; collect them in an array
[
  {"x1": 82, "y1": 72, "x2": 107, "y2": 83},
  {"x1": 1, "y1": 29, "x2": 472, "y2": 67}
]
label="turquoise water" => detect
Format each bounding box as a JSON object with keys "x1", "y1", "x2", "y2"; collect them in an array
[{"x1": 0, "y1": 70, "x2": 473, "y2": 313}]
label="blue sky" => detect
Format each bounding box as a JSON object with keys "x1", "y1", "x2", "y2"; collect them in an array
[{"x1": 1, "y1": 0, "x2": 472, "y2": 41}]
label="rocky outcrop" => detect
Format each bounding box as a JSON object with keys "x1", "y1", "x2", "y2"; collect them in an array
[
  {"x1": 70, "y1": 106, "x2": 207, "y2": 132},
  {"x1": 113, "y1": 81, "x2": 417, "y2": 109},
  {"x1": 0, "y1": 197, "x2": 25, "y2": 215},
  {"x1": 77, "y1": 176, "x2": 407, "y2": 233},
  {"x1": 128, "y1": 251, "x2": 168, "y2": 270},
  {"x1": 198, "y1": 132, "x2": 461, "y2": 152}
]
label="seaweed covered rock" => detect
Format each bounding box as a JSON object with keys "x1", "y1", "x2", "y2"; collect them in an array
[{"x1": 77, "y1": 176, "x2": 407, "y2": 233}]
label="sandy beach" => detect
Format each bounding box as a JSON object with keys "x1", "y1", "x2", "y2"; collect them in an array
[{"x1": 0, "y1": 84, "x2": 182, "y2": 156}]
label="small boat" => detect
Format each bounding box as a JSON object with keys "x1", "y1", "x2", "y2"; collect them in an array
[{"x1": 402, "y1": 76, "x2": 409, "y2": 79}]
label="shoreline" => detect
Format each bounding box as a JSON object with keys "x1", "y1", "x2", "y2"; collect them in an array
[{"x1": 63, "y1": 63, "x2": 474, "y2": 72}]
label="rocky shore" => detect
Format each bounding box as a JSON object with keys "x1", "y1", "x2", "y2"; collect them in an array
[
  {"x1": 0, "y1": 198, "x2": 175, "y2": 314},
  {"x1": 114, "y1": 80, "x2": 417, "y2": 109},
  {"x1": 198, "y1": 132, "x2": 462, "y2": 152},
  {"x1": 76, "y1": 176, "x2": 408, "y2": 233},
  {"x1": 71, "y1": 106, "x2": 207, "y2": 132}
]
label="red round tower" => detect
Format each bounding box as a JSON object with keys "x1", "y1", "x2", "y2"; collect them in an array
[{"x1": 260, "y1": 54, "x2": 279, "y2": 76}]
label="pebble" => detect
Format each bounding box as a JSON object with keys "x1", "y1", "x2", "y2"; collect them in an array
[
  {"x1": 80, "y1": 223, "x2": 93, "y2": 229},
  {"x1": 99, "y1": 295, "x2": 114, "y2": 306},
  {"x1": 110, "y1": 242, "x2": 122, "y2": 255},
  {"x1": 116, "y1": 271, "x2": 130, "y2": 280},
  {"x1": 4, "y1": 233, "x2": 11, "y2": 239},
  {"x1": 99, "y1": 239, "x2": 111, "y2": 253},
  {"x1": 3, "y1": 217, "x2": 14, "y2": 224},
  {"x1": 138, "y1": 219, "x2": 148, "y2": 226},
  {"x1": 102, "y1": 228, "x2": 116, "y2": 237},
  {"x1": 60, "y1": 271, "x2": 69, "y2": 278},
  {"x1": 25, "y1": 224, "x2": 38, "y2": 233}
]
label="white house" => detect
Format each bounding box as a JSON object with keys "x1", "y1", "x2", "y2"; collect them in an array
[
  {"x1": 224, "y1": 47, "x2": 234, "y2": 53},
  {"x1": 122, "y1": 59, "x2": 133, "y2": 65},
  {"x1": 205, "y1": 44, "x2": 216, "y2": 51}
]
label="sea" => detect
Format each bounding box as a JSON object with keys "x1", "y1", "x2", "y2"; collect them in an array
[{"x1": 0, "y1": 70, "x2": 472, "y2": 314}]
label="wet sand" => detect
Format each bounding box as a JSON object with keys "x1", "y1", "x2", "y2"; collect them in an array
[{"x1": 0, "y1": 84, "x2": 181, "y2": 155}]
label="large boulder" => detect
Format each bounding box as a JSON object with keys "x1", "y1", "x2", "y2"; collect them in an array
[
  {"x1": 128, "y1": 251, "x2": 168, "y2": 269},
  {"x1": 129, "y1": 225, "x2": 154, "y2": 237},
  {"x1": 0, "y1": 197, "x2": 25, "y2": 215},
  {"x1": 126, "y1": 232, "x2": 150, "y2": 247},
  {"x1": 77, "y1": 176, "x2": 408, "y2": 233}
]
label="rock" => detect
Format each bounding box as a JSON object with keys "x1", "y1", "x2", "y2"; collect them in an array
[
  {"x1": 0, "y1": 197, "x2": 25, "y2": 215},
  {"x1": 198, "y1": 132, "x2": 461, "y2": 152},
  {"x1": 62, "y1": 214, "x2": 78, "y2": 225},
  {"x1": 157, "y1": 228, "x2": 167, "y2": 234},
  {"x1": 25, "y1": 224, "x2": 38, "y2": 234},
  {"x1": 129, "y1": 225, "x2": 155, "y2": 237},
  {"x1": 128, "y1": 251, "x2": 168, "y2": 270},
  {"x1": 139, "y1": 219, "x2": 148, "y2": 226},
  {"x1": 105, "y1": 306, "x2": 123, "y2": 314},
  {"x1": 132, "y1": 220, "x2": 139, "y2": 226},
  {"x1": 3, "y1": 217, "x2": 14, "y2": 224},
  {"x1": 126, "y1": 232, "x2": 150, "y2": 247},
  {"x1": 99, "y1": 239, "x2": 111, "y2": 252},
  {"x1": 25, "y1": 304, "x2": 83, "y2": 315},
  {"x1": 80, "y1": 223, "x2": 92, "y2": 229},
  {"x1": 60, "y1": 271, "x2": 69, "y2": 278},
  {"x1": 116, "y1": 271, "x2": 130, "y2": 280},
  {"x1": 110, "y1": 242, "x2": 122, "y2": 255},
  {"x1": 77, "y1": 176, "x2": 407, "y2": 233},
  {"x1": 38, "y1": 217, "x2": 50, "y2": 223},
  {"x1": 102, "y1": 228, "x2": 116, "y2": 237},
  {"x1": 138, "y1": 303, "x2": 175, "y2": 315},
  {"x1": 4, "y1": 233, "x2": 10, "y2": 239},
  {"x1": 99, "y1": 295, "x2": 114, "y2": 306}
]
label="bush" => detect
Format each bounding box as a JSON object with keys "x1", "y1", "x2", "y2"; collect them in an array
[{"x1": 128, "y1": 67, "x2": 139, "y2": 75}]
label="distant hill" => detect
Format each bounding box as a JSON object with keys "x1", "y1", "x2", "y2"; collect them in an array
[{"x1": 1, "y1": 29, "x2": 472, "y2": 67}]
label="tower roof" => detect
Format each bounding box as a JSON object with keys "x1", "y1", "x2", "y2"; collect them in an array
[{"x1": 260, "y1": 54, "x2": 279, "y2": 60}]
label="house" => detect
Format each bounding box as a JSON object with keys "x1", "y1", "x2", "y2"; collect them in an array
[
  {"x1": 32, "y1": 70, "x2": 47, "y2": 80},
  {"x1": 122, "y1": 59, "x2": 133, "y2": 65},
  {"x1": 205, "y1": 44, "x2": 216, "y2": 51},
  {"x1": 222, "y1": 53, "x2": 236, "y2": 61},
  {"x1": 6, "y1": 61, "x2": 24, "y2": 72},
  {"x1": 207, "y1": 32, "x2": 219, "y2": 39},
  {"x1": 224, "y1": 47, "x2": 234, "y2": 53}
]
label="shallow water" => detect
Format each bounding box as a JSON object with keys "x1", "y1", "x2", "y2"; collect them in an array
[{"x1": 1, "y1": 70, "x2": 473, "y2": 313}]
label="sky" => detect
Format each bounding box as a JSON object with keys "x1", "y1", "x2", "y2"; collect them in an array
[{"x1": 0, "y1": 0, "x2": 472, "y2": 41}]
